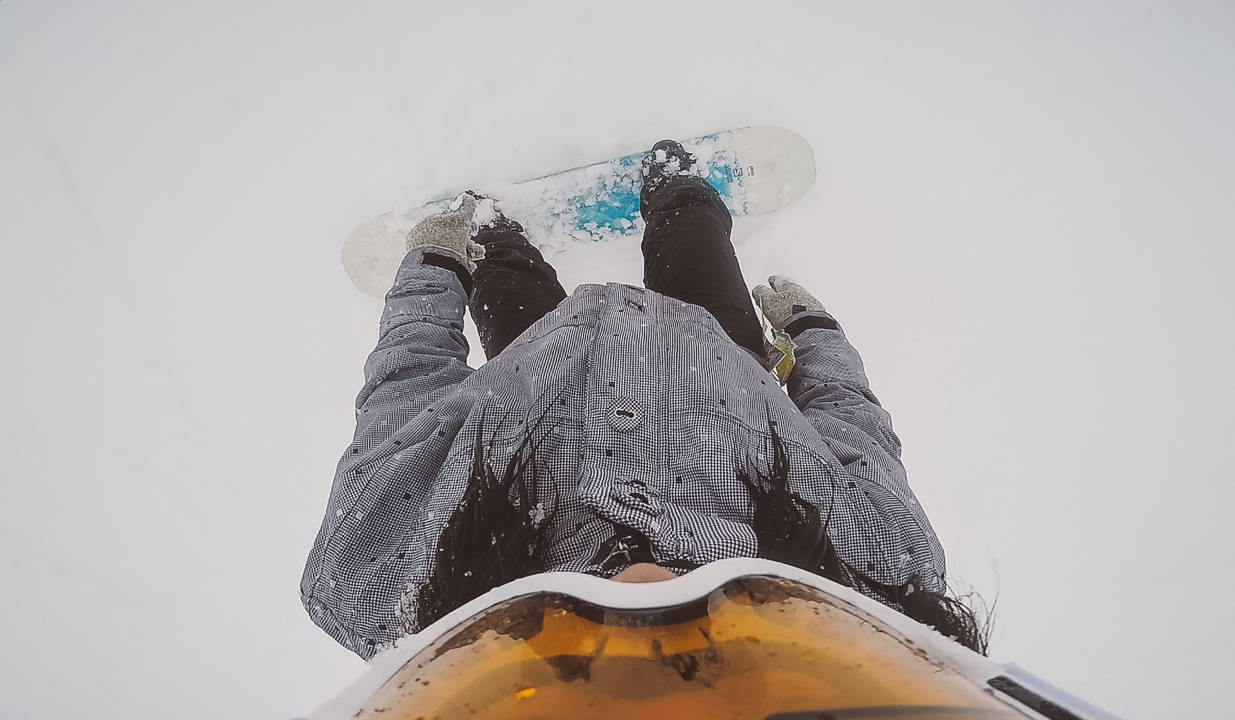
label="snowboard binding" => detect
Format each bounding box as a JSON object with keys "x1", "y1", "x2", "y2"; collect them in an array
[
  {"x1": 459, "y1": 190, "x2": 525, "y2": 235},
  {"x1": 640, "y1": 139, "x2": 699, "y2": 201}
]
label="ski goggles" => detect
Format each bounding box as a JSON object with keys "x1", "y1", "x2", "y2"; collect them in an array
[{"x1": 310, "y1": 558, "x2": 1119, "y2": 720}]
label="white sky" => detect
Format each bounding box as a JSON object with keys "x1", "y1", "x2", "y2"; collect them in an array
[{"x1": 2, "y1": 1, "x2": 1232, "y2": 718}]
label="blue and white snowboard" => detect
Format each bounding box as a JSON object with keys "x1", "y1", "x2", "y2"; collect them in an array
[{"x1": 343, "y1": 126, "x2": 816, "y2": 297}]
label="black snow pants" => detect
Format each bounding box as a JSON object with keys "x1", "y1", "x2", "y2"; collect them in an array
[{"x1": 467, "y1": 175, "x2": 767, "y2": 364}]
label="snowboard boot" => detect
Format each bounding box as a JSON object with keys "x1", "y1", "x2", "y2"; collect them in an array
[
  {"x1": 640, "y1": 139, "x2": 699, "y2": 204},
  {"x1": 461, "y1": 190, "x2": 525, "y2": 234}
]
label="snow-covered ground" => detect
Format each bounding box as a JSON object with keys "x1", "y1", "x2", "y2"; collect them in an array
[{"x1": 2, "y1": 2, "x2": 1232, "y2": 718}]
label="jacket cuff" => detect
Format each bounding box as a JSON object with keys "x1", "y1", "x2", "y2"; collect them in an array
[
  {"x1": 422, "y1": 251, "x2": 474, "y2": 298},
  {"x1": 785, "y1": 311, "x2": 841, "y2": 338}
]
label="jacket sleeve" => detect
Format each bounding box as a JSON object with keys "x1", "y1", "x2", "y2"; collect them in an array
[
  {"x1": 351, "y1": 249, "x2": 475, "y2": 442},
  {"x1": 299, "y1": 248, "x2": 475, "y2": 656},
  {"x1": 783, "y1": 310, "x2": 948, "y2": 592}
]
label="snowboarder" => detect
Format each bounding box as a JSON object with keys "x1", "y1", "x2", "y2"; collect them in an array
[{"x1": 300, "y1": 140, "x2": 988, "y2": 662}]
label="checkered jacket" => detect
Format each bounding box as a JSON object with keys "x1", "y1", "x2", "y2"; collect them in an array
[{"x1": 301, "y1": 248, "x2": 947, "y2": 659}]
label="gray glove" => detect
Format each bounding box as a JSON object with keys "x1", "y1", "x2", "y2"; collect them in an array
[
  {"x1": 406, "y1": 193, "x2": 488, "y2": 273},
  {"x1": 751, "y1": 275, "x2": 827, "y2": 332}
]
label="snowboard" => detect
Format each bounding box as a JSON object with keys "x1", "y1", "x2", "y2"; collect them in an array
[{"x1": 342, "y1": 126, "x2": 816, "y2": 298}]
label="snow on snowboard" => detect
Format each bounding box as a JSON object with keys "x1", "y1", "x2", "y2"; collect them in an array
[{"x1": 342, "y1": 126, "x2": 816, "y2": 297}]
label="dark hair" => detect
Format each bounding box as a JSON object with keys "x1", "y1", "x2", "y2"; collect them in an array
[
  {"x1": 736, "y1": 399, "x2": 994, "y2": 655},
  {"x1": 405, "y1": 397, "x2": 994, "y2": 656},
  {"x1": 407, "y1": 401, "x2": 565, "y2": 633}
]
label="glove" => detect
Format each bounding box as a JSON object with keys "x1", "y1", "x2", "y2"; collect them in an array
[
  {"x1": 406, "y1": 193, "x2": 488, "y2": 273},
  {"x1": 751, "y1": 275, "x2": 827, "y2": 332}
]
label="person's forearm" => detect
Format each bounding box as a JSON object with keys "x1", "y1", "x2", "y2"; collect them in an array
[
  {"x1": 354, "y1": 248, "x2": 474, "y2": 440},
  {"x1": 785, "y1": 313, "x2": 903, "y2": 469}
]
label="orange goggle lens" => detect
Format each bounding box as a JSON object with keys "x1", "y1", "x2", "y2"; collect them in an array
[{"x1": 356, "y1": 575, "x2": 1017, "y2": 719}]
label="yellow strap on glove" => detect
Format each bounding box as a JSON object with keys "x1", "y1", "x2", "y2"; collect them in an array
[{"x1": 764, "y1": 326, "x2": 797, "y2": 386}]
